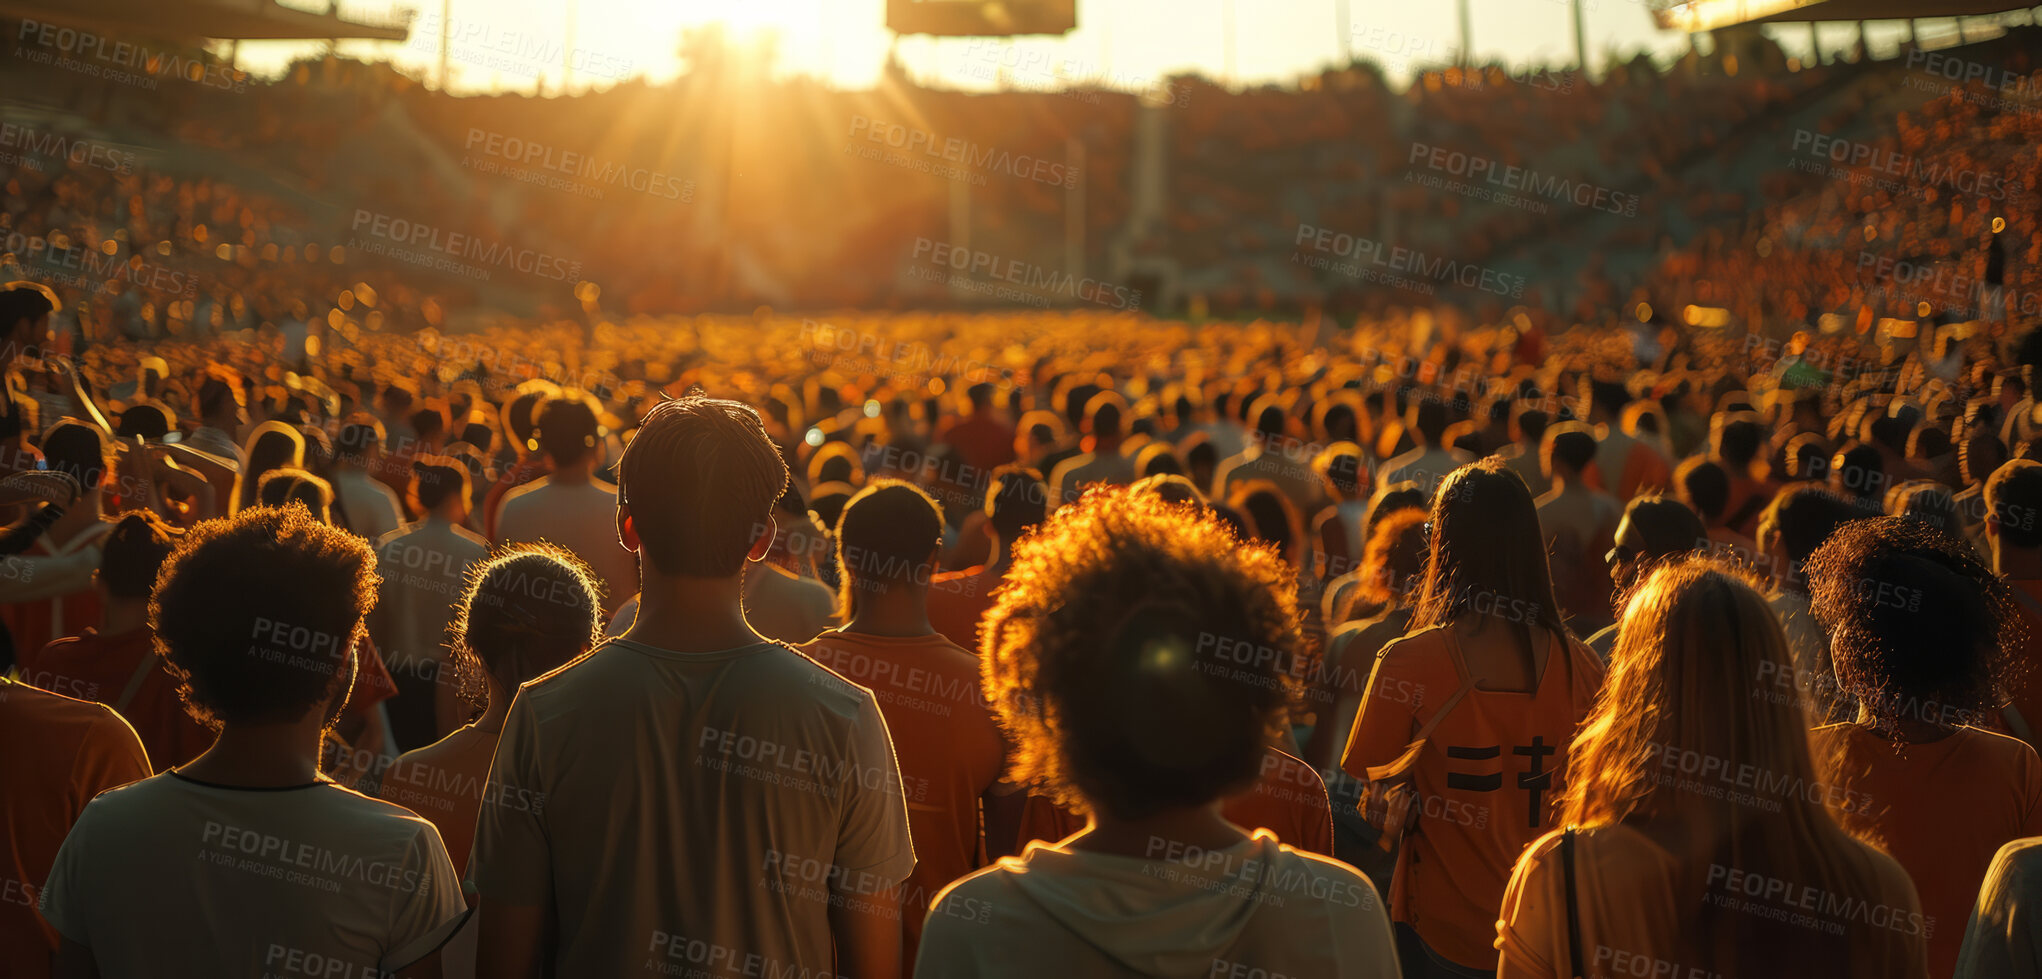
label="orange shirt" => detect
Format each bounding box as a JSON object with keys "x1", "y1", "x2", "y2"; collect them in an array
[
  {"x1": 1584, "y1": 440, "x2": 1672, "y2": 502},
  {"x1": 927, "y1": 565, "x2": 1003, "y2": 653},
  {"x1": 1341, "y1": 625, "x2": 1605, "y2": 970},
  {"x1": 1811, "y1": 723, "x2": 2042, "y2": 978},
  {"x1": 796, "y1": 630, "x2": 1004, "y2": 970},
  {"x1": 0, "y1": 677, "x2": 150, "y2": 979},
  {"x1": 21, "y1": 628, "x2": 214, "y2": 773},
  {"x1": 378, "y1": 725, "x2": 501, "y2": 877},
  {"x1": 1012, "y1": 746, "x2": 1335, "y2": 857}
]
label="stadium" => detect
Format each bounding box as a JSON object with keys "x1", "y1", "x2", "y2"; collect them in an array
[{"x1": 3, "y1": 0, "x2": 2042, "y2": 976}]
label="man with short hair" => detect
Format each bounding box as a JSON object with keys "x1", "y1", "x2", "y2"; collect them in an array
[
  {"x1": 1379, "y1": 398, "x2": 1472, "y2": 492},
  {"x1": 1215, "y1": 399, "x2": 1324, "y2": 514},
  {"x1": 1676, "y1": 456, "x2": 1758, "y2": 556},
  {"x1": 799, "y1": 480, "x2": 1006, "y2": 973},
  {"x1": 741, "y1": 483, "x2": 839, "y2": 644},
  {"x1": 19, "y1": 511, "x2": 211, "y2": 771},
  {"x1": 330, "y1": 418, "x2": 404, "y2": 545},
  {"x1": 481, "y1": 388, "x2": 556, "y2": 541},
  {"x1": 1582, "y1": 495, "x2": 1706, "y2": 661},
  {"x1": 0, "y1": 422, "x2": 117, "y2": 654},
  {"x1": 1536, "y1": 424, "x2": 1622, "y2": 635},
  {"x1": 470, "y1": 395, "x2": 915, "y2": 978},
  {"x1": 938, "y1": 382, "x2": 1016, "y2": 474},
  {"x1": 39, "y1": 505, "x2": 468, "y2": 978},
  {"x1": 372, "y1": 459, "x2": 488, "y2": 751},
  {"x1": 1048, "y1": 393, "x2": 1136, "y2": 507},
  {"x1": 930, "y1": 466, "x2": 1047, "y2": 652},
  {"x1": 1989, "y1": 459, "x2": 2042, "y2": 750},
  {"x1": 1757, "y1": 483, "x2": 1862, "y2": 724},
  {"x1": 496, "y1": 396, "x2": 636, "y2": 613},
  {"x1": 1493, "y1": 402, "x2": 1551, "y2": 497},
  {"x1": 186, "y1": 373, "x2": 247, "y2": 469}
]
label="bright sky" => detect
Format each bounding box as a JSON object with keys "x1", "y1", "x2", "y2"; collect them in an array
[{"x1": 239, "y1": 0, "x2": 2002, "y2": 95}]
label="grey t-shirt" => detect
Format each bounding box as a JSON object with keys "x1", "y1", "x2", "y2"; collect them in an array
[
  {"x1": 41, "y1": 772, "x2": 468, "y2": 977},
  {"x1": 469, "y1": 637, "x2": 916, "y2": 978}
]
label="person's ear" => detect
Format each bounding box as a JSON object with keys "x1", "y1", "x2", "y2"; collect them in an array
[
  {"x1": 617, "y1": 504, "x2": 641, "y2": 553},
  {"x1": 1987, "y1": 513, "x2": 2001, "y2": 540},
  {"x1": 746, "y1": 515, "x2": 777, "y2": 563}
]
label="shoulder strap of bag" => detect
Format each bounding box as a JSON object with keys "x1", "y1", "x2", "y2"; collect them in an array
[
  {"x1": 1412, "y1": 673, "x2": 1480, "y2": 744},
  {"x1": 1562, "y1": 826, "x2": 1584, "y2": 979}
]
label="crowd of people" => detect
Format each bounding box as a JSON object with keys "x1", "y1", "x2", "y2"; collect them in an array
[
  {"x1": 4, "y1": 266, "x2": 2042, "y2": 976},
  {"x1": 8, "y1": 12, "x2": 2042, "y2": 979}
]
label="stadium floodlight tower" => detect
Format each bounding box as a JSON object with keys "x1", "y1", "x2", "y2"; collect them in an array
[{"x1": 887, "y1": 0, "x2": 1086, "y2": 307}]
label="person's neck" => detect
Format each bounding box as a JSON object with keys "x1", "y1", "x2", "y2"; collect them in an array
[
  {"x1": 178, "y1": 715, "x2": 327, "y2": 787},
  {"x1": 1552, "y1": 472, "x2": 1586, "y2": 490},
  {"x1": 101, "y1": 597, "x2": 149, "y2": 635},
  {"x1": 1090, "y1": 434, "x2": 1123, "y2": 454},
  {"x1": 548, "y1": 458, "x2": 596, "y2": 486},
  {"x1": 1855, "y1": 703, "x2": 1957, "y2": 745},
  {"x1": 623, "y1": 569, "x2": 766, "y2": 652},
  {"x1": 1068, "y1": 801, "x2": 1247, "y2": 859},
  {"x1": 471, "y1": 685, "x2": 512, "y2": 734},
  {"x1": 842, "y1": 589, "x2": 935, "y2": 638},
  {"x1": 425, "y1": 505, "x2": 463, "y2": 526},
  {"x1": 1996, "y1": 544, "x2": 2042, "y2": 581}
]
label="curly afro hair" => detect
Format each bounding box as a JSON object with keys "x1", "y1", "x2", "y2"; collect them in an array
[
  {"x1": 151, "y1": 505, "x2": 379, "y2": 729},
  {"x1": 979, "y1": 485, "x2": 1304, "y2": 821},
  {"x1": 1806, "y1": 516, "x2": 2020, "y2": 730}
]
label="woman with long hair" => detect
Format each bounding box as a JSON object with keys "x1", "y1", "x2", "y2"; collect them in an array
[
  {"x1": 234, "y1": 421, "x2": 305, "y2": 513},
  {"x1": 1496, "y1": 558, "x2": 1928, "y2": 978},
  {"x1": 1342, "y1": 458, "x2": 1604, "y2": 978}
]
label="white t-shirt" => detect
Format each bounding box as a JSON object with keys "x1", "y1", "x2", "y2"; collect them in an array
[
  {"x1": 40, "y1": 771, "x2": 469, "y2": 977},
  {"x1": 469, "y1": 637, "x2": 916, "y2": 978},
  {"x1": 332, "y1": 469, "x2": 405, "y2": 546},
  {"x1": 495, "y1": 477, "x2": 637, "y2": 612},
  {"x1": 918, "y1": 830, "x2": 1398, "y2": 978}
]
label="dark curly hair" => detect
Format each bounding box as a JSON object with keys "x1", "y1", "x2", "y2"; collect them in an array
[
  {"x1": 1806, "y1": 516, "x2": 2020, "y2": 732},
  {"x1": 151, "y1": 505, "x2": 379, "y2": 729},
  {"x1": 979, "y1": 486, "x2": 1303, "y2": 821},
  {"x1": 447, "y1": 543, "x2": 604, "y2": 714}
]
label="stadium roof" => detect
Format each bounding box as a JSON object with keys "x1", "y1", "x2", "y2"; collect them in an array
[
  {"x1": 0, "y1": 0, "x2": 410, "y2": 42},
  {"x1": 1657, "y1": 0, "x2": 2029, "y2": 30}
]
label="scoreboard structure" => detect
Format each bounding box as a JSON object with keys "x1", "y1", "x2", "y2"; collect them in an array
[{"x1": 887, "y1": 0, "x2": 1077, "y2": 37}]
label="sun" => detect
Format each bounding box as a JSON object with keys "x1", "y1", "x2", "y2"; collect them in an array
[{"x1": 681, "y1": 0, "x2": 813, "y2": 39}]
